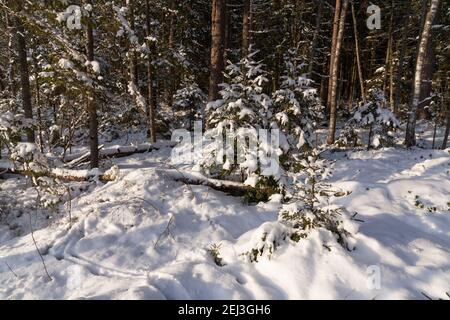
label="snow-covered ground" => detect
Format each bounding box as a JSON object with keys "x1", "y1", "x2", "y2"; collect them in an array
[{"x1": 0, "y1": 132, "x2": 449, "y2": 300}]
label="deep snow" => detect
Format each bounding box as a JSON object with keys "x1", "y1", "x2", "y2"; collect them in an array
[{"x1": 0, "y1": 134, "x2": 449, "y2": 300}]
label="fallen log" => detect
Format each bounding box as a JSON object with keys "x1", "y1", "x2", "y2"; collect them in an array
[
  {"x1": 157, "y1": 169, "x2": 251, "y2": 196},
  {"x1": 63, "y1": 144, "x2": 104, "y2": 168},
  {"x1": 0, "y1": 163, "x2": 118, "y2": 183},
  {"x1": 2, "y1": 160, "x2": 251, "y2": 196},
  {"x1": 62, "y1": 141, "x2": 177, "y2": 164}
]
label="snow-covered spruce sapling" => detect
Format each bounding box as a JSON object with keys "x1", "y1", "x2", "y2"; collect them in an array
[
  {"x1": 0, "y1": 98, "x2": 35, "y2": 153},
  {"x1": 173, "y1": 75, "x2": 207, "y2": 130},
  {"x1": 202, "y1": 48, "x2": 281, "y2": 202},
  {"x1": 337, "y1": 89, "x2": 400, "y2": 149},
  {"x1": 243, "y1": 221, "x2": 294, "y2": 262},
  {"x1": 427, "y1": 100, "x2": 446, "y2": 149},
  {"x1": 272, "y1": 48, "x2": 324, "y2": 170},
  {"x1": 8, "y1": 141, "x2": 78, "y2": 214},
  {"x1": 280, "y1": 151, "x2": 354, "y2": 247},
  {"x1": 244, "y1": 150, "x2": 355, "y2": 262}
]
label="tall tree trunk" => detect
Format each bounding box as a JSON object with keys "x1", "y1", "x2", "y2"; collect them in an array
[
  {"x1": 6, "y1": 13, "x2": 16, "y2": 97},
  {"x1": 242, "y1": 0, "x2": 251, "y2": 57},
  {"x1": 389, "y1": 44, "x2": 395, "y2": 109},
  {"x1": 128, "y1": 0, "x2": 138, "y2": 86},
  {"x1": 13, "y1": 3, "x2": 34, "y2": 142},
  {"x1": 164, "y1": 0, "x2": 176, "y2": 109},
  {"x1": 351, "y1": 2, "x2": 365, "y2": 103},
  {"x1": 145, "y1": 0, "x2": 156, "y2": 143},
  {"x1": 168, "y1": 0, "x2": 175, "y2": 50},
  {"x1": 442, "y1": 109, "x2": 449, "y2": 149},
  {"x1": 417, "y1": 25, "x2": 438, "y2": 119},
  {"x1": 405, "y1": 0, "x2": 440, "y2": 147},
  {"x1": 33, "y1": 64, "x2": 44, "y2": 153},
  {"x1": 208, "y1": 0, "x2": 227, "y2": 102},
  {"x1": 0, "y1": 68, "x2": 4, "y2": 92},
  {"x1": 327, "y1": 0, "x2": 348, "y2": 145},
  {"x1": 393, "y1": 0, "x2": 411, "y2": 114},
  {"x1": 308, "y1": 0, "x2": 324, "y2": 75},
  {"x1": 383, "y1": 0, "x2": 395, "y2": 100},
  {"x1": 327, "y1": 0, "x2": 342, "y2": 107},
  {"x1": 85, "y1": 0, "x2": 99, "y2": 168}
]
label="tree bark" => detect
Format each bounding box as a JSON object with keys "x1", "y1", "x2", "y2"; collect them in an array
[
  {"x1": 128, "y1": 0, "x2": 139, "y2": 86},
  {"x1": 327, "y1": 0, "x2": 348, "y2": 145},
  {"x1": 351, "y1": 2, "x2": 365, "y2": 103},
  {"x1": 383, "y1": 0, "x2": 395, "y2": 101},
  {"x1": 405, "y1": 0, "x2": 440, "y2": 147},
  {"x1": 13, "y1": 3, "x2": 35, "y2": 142},
  {"x1": 0, "y1": 165, "x2": 117, "y2": 183},
  {"x1": 85, "y1": 0, "x2": 99, "y2": 168},
  {"x1": 0, "y1": 68, "x2": 4, "y2": 91},
  {"x1": 327, "y1": 0, "x2": 342, "y2": 107},
  {"x1": 308, "y1": 0, "x2": 324, "y2": 75},
  {"x1": 418, "y1": 15, "x2": 439, "y2": 120},
  {"x1": 242, "y1": 0, "x2": 251, "y2": 57},
  {"x1": 442, "y1": 108, "x2": 449, "y2": 149},
  {"x1": 33, "y1": 65, "x2": 44, "y2": 153},
  {"x1": 393, "y1": 0, "x2": 411, "y2": 114},
  {"x1": 208, "y1": 0, "x2": 227, "y2": 102},
  {"x1": 6, "y1": 13, "x2": 16, "y2": 97},
  {"x1": 145, "y1": 0, "x2": 157, "y2": 143}
]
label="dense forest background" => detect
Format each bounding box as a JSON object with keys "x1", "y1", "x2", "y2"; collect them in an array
[
  {"x1": 0, "y1": 0, "x2": 448, "y2": 168},
  {"x1": 0, "y1": 1, "x2": 449, "y2": 300}
]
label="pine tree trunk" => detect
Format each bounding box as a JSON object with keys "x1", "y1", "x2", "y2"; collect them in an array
[
  {"x1": 351, "y1": 2, "x2": 365, "y2": 103},
  {"x1": 34, "y1": 66, "x2": 44, "y2": 153},
  {"x1": 145, "y1": 0, "x2": 156, "y2": 143},
  {"x1": 405, "y1": 0, "x2": 440, "y2": 147},
  {"x1": 6, "y1": 13, "x2": 16, "y2": 97},
  {"x1": 13, "y1": 4, "x2": 35, "y2": 142},
  {"x1": 431, "y1": 121, "x2": 437, "y2": 149},
  {"x1": 165, "y1": 0, "x2": 176, "y2": 109},
  {"x1": 208, "y1": 0, "x2": 227, "y2": 102},
  {"x1": 327, "y1": 0, "x2": 348, "y2": 145},
  {"x1": 327, "y1": 0, "x2": 342, "y2": 107},
  {"x1": 389, "y1": 45, "x2": 395, "y2": 109},
  {"x1": 242, "y1": 0, "x2": 251, "y2": 57},
  {"x1": 85, "y1": 0, "x2": 99, "y2": 168},
  {"x1": 383, "y1": 1, "x2": 395, "y2": 100},
  {"x1": 308, "y1": 0, "x2": 324, "y2": 75},
  {"x1": 417, "y1": 31, "x2": 436, "y2": 120},
  {"x1": 393, "y1": 0, "x2": 411, "y2": 114},
  {"x1": 0, "y1": 68, "x2": 4, "y2": 92},
  {"x1": 168, "y1": 0, "x2": 175, "y2": 50},
  {"x1": 442, "y1": 109, "x2": 450, "y2": 149},
  {"x1": 128, "y1": 0, "x2": 139, "y2": 87}
]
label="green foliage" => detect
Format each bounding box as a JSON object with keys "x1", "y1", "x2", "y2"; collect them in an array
[
  {"x1": 242, "y1": 221, "x2": 292, "y2": 262},
  {"x1": 337, "y1": 89, "x2": 400, "y2": 149},
  {"x1": 208, "y1": 243, "x2": 225, "y2": 267},
  {"x1": 244, "y1": 176, "x2": 281, "y2": 204}
]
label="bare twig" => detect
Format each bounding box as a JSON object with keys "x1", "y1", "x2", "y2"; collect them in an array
[
  {"x1": 163, "y1": 161, "x2": 195, "y2": 200},
  {"x1": 421, "y1": 291, "x2": 433, "y2": 300},
  {"x1": 130, "y1": 196, "x2": 163, "y2": 216},
  {"x1": 5, "y1": 261, "x2": 18, "y2": 278},
  {"x1": 64, "y1": 184, "x2": 72, "y2": 227},
  {"x1": 154, "y1": 215, "x2": 174, "y2": 249},
  {"x1": 30, "y1": 191, "x2": 52, "y2": 281},
  {"x1": 351, "y1": 212, "x2": 365, "y2": 223}
]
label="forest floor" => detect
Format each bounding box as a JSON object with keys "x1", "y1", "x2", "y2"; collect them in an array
[{"x1": 0, "y1": 122, "x2": 449, "y2": 299}]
